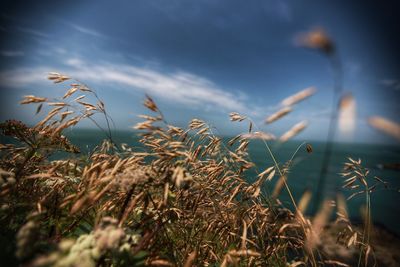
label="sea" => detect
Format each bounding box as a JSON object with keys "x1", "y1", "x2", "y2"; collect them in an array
[{"x1": 3, "y1": 129, "x2": 400, "y2": 235}]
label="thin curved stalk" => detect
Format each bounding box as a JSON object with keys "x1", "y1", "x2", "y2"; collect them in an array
[{"x1": 313, "y1": 53, "x2": 343, "y2": 213}]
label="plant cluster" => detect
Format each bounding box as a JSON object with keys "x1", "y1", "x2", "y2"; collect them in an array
[{"x1": 0, "y1": 74, "x2": 394, "y2": 266}]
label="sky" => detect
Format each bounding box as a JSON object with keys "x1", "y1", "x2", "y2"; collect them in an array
[{"x1": 0, "y1": 0, "x2": 399, "y2": 143}]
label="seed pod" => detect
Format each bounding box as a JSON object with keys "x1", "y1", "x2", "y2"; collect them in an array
[{"x1": 306, "y1": 143, "x2": 313, "y2": 153}]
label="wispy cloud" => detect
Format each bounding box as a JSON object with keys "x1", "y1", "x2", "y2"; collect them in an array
[
  {"x1": 0, "y1": 59, "x2": 250, "y2": 113},
  {"x1": 16, "y1": 27, "x2": 50, "y2": 38},
  {"x1": 263, "y1": 0, "x2": 292, "y2": 22},
  {"x1": 0, "y1": 67, "x2": 49, "y2": 87},
  {"x1": 69, "y1": 23, "x2": 107, "y2": 38},
  {"x1": 64, "y1": 22, "x2": 128, "y2": 45},
  {"x1": 381, "y1": 79, "x2": 400, "y2": 91},
  {"x1": 0, "y1": 50, "x2": 24, "y2": 57}
]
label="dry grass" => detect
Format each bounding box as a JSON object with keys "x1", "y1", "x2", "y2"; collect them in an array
[
  {"x1": 368, "y1": 116, "x2": 400, "y2": 141},
  {"x1": 265, "y1": 107, "x2": 292, "y2": 124},
  {"x1": 279, "y1": 121, "x2": 308, "y2": 143},
  {"x1": 0, "y1": 74, "x2": 396, "y2": 267},
  {"x1": 281, "y1": 87, "x2": 316, "y2": 107}
]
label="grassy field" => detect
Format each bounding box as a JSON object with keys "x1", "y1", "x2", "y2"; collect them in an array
[{"x1": 1, "y1": 72, "x2": 399, "y2": 267}]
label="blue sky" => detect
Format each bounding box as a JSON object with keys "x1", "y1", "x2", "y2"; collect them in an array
[{"x1": 0, "y1": 0, "x2": 399, "y2": 143}]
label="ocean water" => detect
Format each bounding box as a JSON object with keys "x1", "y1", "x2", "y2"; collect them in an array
[
  {"x1": 3, "y1": 129, "x2": 400, "y2": 234},
  {"x1": 247, "y1": 139, "x2": 400, "y2": 235}
]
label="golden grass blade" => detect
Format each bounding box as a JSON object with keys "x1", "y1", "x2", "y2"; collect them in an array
[
  {"x1": 290, "y1": 261, "x2": 306, "y2": 267},
  {"x1": 297, "y1": 189, "x2": 312, "y2": 215},
  {"x1": 266, "y1": 169, "x2": 276, "y2": 181},
  {"x1": 63, "y1": 87, "x2": 78, "y2": 99},
  {"x1": 241, "y1": 219, "x2": 247, "y2": 250},
  {"x1": 257, "y1": 166, "x2": 274, "y2": 179},
  {"x1": 20, "y1": 95, "x2": 47, "y2": 104},
  {"x1": 163, "y1": 182, "x2": 169, "y2": 206},
  {"x1": 172, "y1": 166, "x2": 184, "y2": 188},
  {"x1": 148, "y1": 259, "x2": 173, "y2": 266},
  {"x1": 279, "y1": 121, "x2": 308, "y2": 142},
  {"x1": 272, "y1": 176, "x2": 286, "y2": 199},
  {"x1": 323, "y1": 260, "x2": 350, "y2": 267},
  {"x1": 368, "y1": 116, "x2": 400, "y2": 141},
  {"x1": 241, "y1": 131, "x2": 276, "y2": 140},
  {"x1": 281, "y1": 87, "x2": 316, "y2": 107},
  {"x1": 144, "y1": 95, "x2": 158, "y2": 112},
  {"x1": 336, "y1": 193, "x2": 348, "y2": 219},
  {"x1": 265, "y1": 107, "x2": 292, "y2": 124},
  {"x1": 183, "y1": 251, "x2": 197, "y2": 267},
  {"x1": 229, "y1": 112, "x2": 246, "y2": 122},
  {"x1": 229, "y1": 249, "x2": 260, "y2": 257},
  {"x1": 306, "y1": 199, "x2": 333, "y2": 250},
  {"x1": 48, "y1": 72, "x2": 70, "y2": 83}
]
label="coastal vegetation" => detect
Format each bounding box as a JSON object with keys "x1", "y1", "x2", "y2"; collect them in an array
[{"x1": 0, "y1": 70, "x2": 398, "y2": 266}]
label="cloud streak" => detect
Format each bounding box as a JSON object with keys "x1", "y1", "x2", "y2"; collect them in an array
[
  {"x1": 69, "y1": 23, "x2": 107, "y2": 38},
  {"x1": 381, "y1": 79, "x2": 400, "y2": 91},
  {"x1": 0, "y1": 59, "x2": 249, "y2": 113},
  {"x1": 0, "y1": 50, "x2": 24, "y2": 57},
  {"x1": 264, "y1": 0, "x2": 292, "y2": 22},
  {"x1": 16, "y1": 27, "x2": 50, "y2": 38}
]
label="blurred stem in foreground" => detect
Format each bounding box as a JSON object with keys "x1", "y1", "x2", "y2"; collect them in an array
[
  {"x1": 314, "y1": 53, "x2": 343, "y2": 213},
  {"x1": 295, "y1": 28, "x2": 343, "y2": 213}
]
